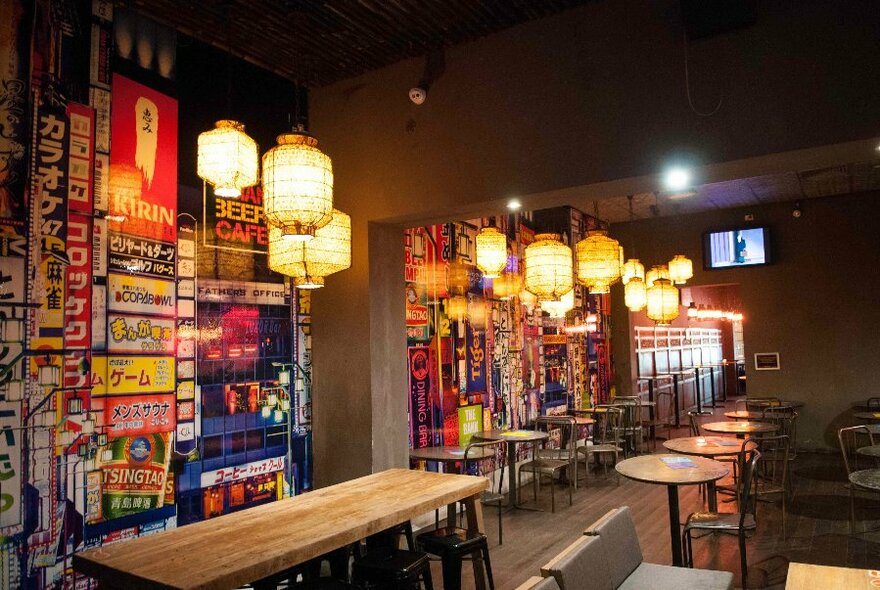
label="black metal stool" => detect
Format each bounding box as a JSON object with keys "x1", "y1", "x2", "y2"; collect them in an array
[
  {"x1": 416, "y1": 526, "x2": 494, "y2": 590},
  {"x1": 352, "y1": 547, "x2": 434, "y2": 590}
]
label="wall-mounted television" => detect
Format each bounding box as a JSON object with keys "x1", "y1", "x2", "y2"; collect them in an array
[{"x1": 703, "y1": 227, "x2": 771, "y2": 269}]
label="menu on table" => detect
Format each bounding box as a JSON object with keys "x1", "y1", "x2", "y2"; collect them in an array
[{"x1": 660, "y1": 456, "x2": 697, "y2": 469}]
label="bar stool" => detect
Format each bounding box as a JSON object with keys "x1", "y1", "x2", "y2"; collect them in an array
[
  {"x1": 417, "y1": 526, "x2": 494, "y2": 590},
  {"x1": 352, "y1": 547, "x2": 434, "y2": 590}
]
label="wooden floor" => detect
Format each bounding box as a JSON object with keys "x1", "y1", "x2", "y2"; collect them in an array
[{"x1": 444, "y1": 401, "x2": 880, "y2": 590}]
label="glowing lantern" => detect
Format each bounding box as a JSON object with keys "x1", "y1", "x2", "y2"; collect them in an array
[
  {"x1": 624, "y1": 277, "x2": 647, "y2": 312},
  {"x1": 668, "y1": 255, "x2": 693, "y2": 285},
  {"x1": 645, "y1": 265, "x2": 670, "y2": 288},
  {"x1": 524, "y1": 233, "x2": 573, "y2": 301},
  {"x1": 447, "y1": 295, "x2": 467, "y2": 321},
  {"x1": 622, "y1": 259, "x2": 645, "y2": 285},
  {"x1": 468, "y1": 296, "x2": 488, "y2": 331},
  {"x1": 197, "y1": 120, "x2": 259, "y2": 197},
  {"x1": 475, "y1": 226, "x2": 508, "y2": 278},
  {"x1": 576, "y1": 230, "x2": 622, "y2": 294},
  {"x1": 423, "y1": 264, "x2": 448, "y2": 303},
  {"x1": 493, "y1": 272, "x2": 522, "y2": 300},
  {"x1": 646, "y1": 278, "x2": 680, "y2": 325},
  {"x1": 262, "y1": 132, "x2": 333, "y2": 241},
  {"x1": 447, "y1": 261, "x2": 471, "y2": 296},
  {"x1": 268, "y1": 209, "x2": 351, "y2": 289},
  {"x1": 542, "y1": 288, "x2": 575, "y2": 318},
  {"x1": 519, "y1": 288, "x2": 538, "y2": 308}
]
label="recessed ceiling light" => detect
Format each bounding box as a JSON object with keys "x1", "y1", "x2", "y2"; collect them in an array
[
  {"x1": 507, "y1": 198, "x2": 522, "y2": 211},
  {"x1": 664, "y1": 167, "x2": 692, "y2": 192}
]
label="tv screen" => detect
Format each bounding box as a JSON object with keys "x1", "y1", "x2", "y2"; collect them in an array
[{"x1": 703, "y1": 227, "x2": 770, "y2": 269}]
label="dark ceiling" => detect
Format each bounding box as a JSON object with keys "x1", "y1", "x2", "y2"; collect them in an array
[{"x1": 127, "y1": 0, "x2": 595, "y2": 87}]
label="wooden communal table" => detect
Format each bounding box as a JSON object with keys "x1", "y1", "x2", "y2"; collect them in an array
[
  {"x1": 73, "y1": 468, "x2": 488, "y2": 590},
  {"x1": 785, "y1": 562, "x2": 880, "y2": 589},
  {"x1": 616, "y1": 454, "x2": 728, "y2": 567},
  {"x1": 702, "y1": 420, "x2": 778, "y2": 438},
  {"x1": 410, "y1": 445, "x2": 496, "y2": 527}
]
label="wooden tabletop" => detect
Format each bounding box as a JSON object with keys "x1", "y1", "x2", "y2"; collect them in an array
[
  {"x1": 849, "y1": 468, "x2": 880, "y2": 492},
  {"x1": 724, "y1": 410, "x2": 764, "y2": 420},
  {"x1": 746, "y1": 399, "x2": 805, "y2": 408},
  {"x1": 856, "y1": 445, "x2": 880, "y2": 458},
  {"x1": 615, "y1": 454, "x2": 729, "y2": 486},
  {"x1": 663, "y1": 436, "x2": 744, "y2": 457},
  {"x1": 852, "y1": 411, "x2": 880, "y2": 421},
  {"x1": 474, "y1": 429, "x2": 549, "y2": 444},
  {"x1": 785, "y1": 562, "x2": 880, "y2": 589},
  {"x1": 702, "y1": 421, "x2": 779, "y2": 435},
  {"x1": 409, "y1": 445, "x2": 496, "y2": 463},
  {"x1": 73, "y1": 468, "x2": 487, "y2": 589}
]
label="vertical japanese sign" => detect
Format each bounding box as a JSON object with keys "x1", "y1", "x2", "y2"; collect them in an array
[
  {"x1": 109, "y1": 74, "x2": 177, "y2": 243},
  {"x1": 175, "y1": 221, "x2": 196, "y2": 455},
  {"x1": 408, "y1": 346, "x2": 433, "y2": 449},
  {"x1": 0, "y1": 402, "x2": 21, "y2": 528}
]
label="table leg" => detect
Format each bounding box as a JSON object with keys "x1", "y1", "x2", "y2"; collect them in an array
[
  {"x1": 446, "y1": 501, "x2": 457, "y2": 528},
  {"x1": 667, "y1": 485, "x2": 683, "y2": 567},
  {"x1": 648, "y1": 380, "x2": 656, "y2": 439},
  {"x1": 672, "y1": 376, "x2": 681, "y2": 428},
  {"x1": 463, "y1": 493, "x2": 488, "y2": 590},
  {"x1": 707, "y1": 480, "x2": 718, "y2": 512},
  {"x1": 720, "y1": 365, "x2": 728, "y2": 402},
  {"x1": 709, "y1": 367, "x2": 717, "y2": 408},
  {"x1": 695, "y1": 369, "x2": 703, "y2": 414},
  {"x1": 507, "y1": 442, "x2": 518, "y2": 508}
]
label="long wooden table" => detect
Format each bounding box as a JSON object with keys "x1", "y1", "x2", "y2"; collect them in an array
[
  {"x1": 785, "y1": 562, "x2": 880, "y2": 589},
  {"x1": 73, "y1": 468, "x2": 488, "y2": 589}
]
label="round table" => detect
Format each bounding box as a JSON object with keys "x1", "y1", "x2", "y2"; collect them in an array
[
  {"x1": 409, "y1": 445, "x2": 497, "y2": 526},
  {"x1": 473, "y1": 429, "x2": 549, "y2": 510},
  {"x1": 616, "y1": 454, "x2": 728, "y2": 566},
  {"x1": 724, "y1": 410, "x2": 763, "y2": 421},
  {"x1": 856, "y1": 445, "x2": 880, "y2": 459},
  {"x1": 852, "y1": 401, "x2": 880, "y2": 411},
  {"x1": 701, "y1": 421, "x2": 778, "y2": 438},
  {"x1": 663, "y1": 436, "x2": 743, "y2": 457},
  {"x1": 849, "y1": 468, "x2": 880, "y2": 491},
  {"x1": 745, "y1": 399, "x2": 804, "y2": 409},
  {"x1": 852, "y1": 411, "x2": 880, "y2": 421}
]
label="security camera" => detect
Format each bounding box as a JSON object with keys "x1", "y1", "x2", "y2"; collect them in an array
[{"x1": 409, "y1": 87, "x2": 427, "y2": 105}]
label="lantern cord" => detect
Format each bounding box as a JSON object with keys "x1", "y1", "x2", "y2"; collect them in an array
[
  {"x1": 627, "y1": 195, "x2": 637, "y2": 257},
  {"x1": 224, "y1": 2, "x2": 233, "y2": 116}
]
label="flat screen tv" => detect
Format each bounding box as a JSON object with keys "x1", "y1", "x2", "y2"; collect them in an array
[{"x1": 703, "y1": 227, "x2": 771, "y2": 269}]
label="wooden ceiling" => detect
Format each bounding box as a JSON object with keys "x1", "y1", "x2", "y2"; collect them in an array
[{"x1": 127, "y1": 0, "x2": 594, "y2": 87}]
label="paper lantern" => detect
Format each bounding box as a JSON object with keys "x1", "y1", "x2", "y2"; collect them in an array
[
  {"x1": 268, "y1": 209, "x2": 351, "y2": 289},
  {"x1": 646, "y1": 278, "x2": 680, "y2": 325},
  {"x1": 475, "y1": 226, "x2": 508, "y2": 278},
  {"x1": 645, "y1": 265, "x2": 670, "y2": 288},
  {"x1": 262, "y1": 132, "x2": 333, "y2": 241},
  {"x1": 519, "y1": 288, "x2": 538, "y2": 308},
  {"x1": 668, "y1": 255, "x2": 693, "y2": 285},
  {"x1": 576, "y1": 230, "x2": 622, "y2": 294},
  {"x1": 197, "y1": 120, "x2": 259, "y2": 197},
  {"x1": 621, "y1": 259, "x2": 645, "y2": 285},
  {"x1": 492, "y1": 271, "x2": 522, "y2": 300},
  {"x1": 542, "y1": 288, "x2": 575, "y2": 318},
  {"x1": 524, "y1": 233, "x2": 573, "y2": 301},
  {"x1": 447, "y1": 295, "x2": 467, "y2": 321},
  {"x1": 624, "y1": 277, "x2": 647, "y2": 312},
  {"x1": 468, "y1": 296, "x2": 488, "y2": 331}
]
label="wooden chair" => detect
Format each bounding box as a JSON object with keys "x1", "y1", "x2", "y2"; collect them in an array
[
  {"x1": 838, "y1": 425, "x2": 878, "y2": 533},
  {"x1": 519, "y1": 416, "x2": 576, "y2": 512}
]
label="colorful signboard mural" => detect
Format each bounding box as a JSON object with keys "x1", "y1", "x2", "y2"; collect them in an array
[
  {"x1": 107, "y1": 272, "x2": 176, "y2": 317},
  {"x1": 91, "y1": 355, "x2": 176, "y2": 395},
  {"x1": 98, "y1": 432, "x2": 172, "y2": 520}
]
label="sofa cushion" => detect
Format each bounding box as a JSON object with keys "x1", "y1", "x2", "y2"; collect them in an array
[
  {"x1": 542, "y1": 535, "x2": 613, "y2": 590},
  {"x1": 618, "y1": 562, "x2": 734, "y2": 590},
  {"x1": 532, "y1": 577, "x2": 563, "y2": 590},
  {"x1": 584, "y1": 506, "x2": 643, "y2": 587}
]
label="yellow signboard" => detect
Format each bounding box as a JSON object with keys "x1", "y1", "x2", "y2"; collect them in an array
[{"x1": 91, "y1": 355, "x2": 176, "y2": 396}]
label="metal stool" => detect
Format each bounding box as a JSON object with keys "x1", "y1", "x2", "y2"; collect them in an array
[
  {"x1": 352, "y1": 547, "x2": 434, "y2": 590},
  {"x1": 417, "y1": 526, "x2": 494, "y2": 590}
]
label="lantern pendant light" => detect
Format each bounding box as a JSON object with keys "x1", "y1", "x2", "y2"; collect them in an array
[
  {"x1": 646, "y1": 278, "x2": 680, "y2": 325},
  {"x1": 668, "y1": 255, "x2": 694, "y2": 285},
  {"x1": 524, "y1": 233, "x2": 574, "y2": 301},
  {"x1": 621, "y1": 259, "x2": 645, "y2": 285},
  {"x1": 542, "y1": 288, "x2": 575, "y2": 319},
  {"x1": 624, "y1": 277, "x2": 647, "y2": 312},
  {"x1": 446, "y1": 261, "x2": 471, "y2": 296},
  {"x1": 268, "y1": 209, "x2": 351, "y2": 288},
  {"x1": 447, "y1": 295, "x2": 468, "y2": 321},
  {"x1": 475, "y1": 226, "x2": 508, "y2": 278},
  {"x1": 575, "y1": 229, "x2": 623, "y2": 295},
  {"x1": 197, "y1": 120, "x2": 259, "y2": 198},
  {"x1": 645, "y1": 264, "x2": 670, "y2": 288},
  {"x1": 262, "y1": 130, "x2": 334, "y2": 241}
]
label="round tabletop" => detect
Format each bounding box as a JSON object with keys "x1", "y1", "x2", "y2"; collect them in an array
[
  {"x1": 849, "y1": 468, "x2": 880, "y2": 491},
  {"x1": 724, "y1": 410, "x2": 764, "y2": 420},
  {"x1": 852, "y1": 411, "x2": 880, "y2": 421},
  {"x1": 663, "y1": 436, "x2": 744, "y2": 457},
  {"x1": 473, "y1": 429, "x2": 550, "y2": 444},
  {"x1": 856, "y1": 445, "x2": 880, "y2": 458},
  {"x1": 615, "y1": 454, "x2": 729, "y2": 486},
  {"x1": 409, "y1": 445, "x2": 496, "y2": 463},
  {"x1": 745, "y1": 399, "x2": 804, "y2": 409},
  {"x1": 701, "y1": 421, "x2": 779, "y2": 435},
  {"x1": 852, "y1": 401, "x2": 880, "y2": 411}
]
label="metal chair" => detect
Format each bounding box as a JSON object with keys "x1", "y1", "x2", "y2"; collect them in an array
[
  {"x1": 519, "y1": 416, "x2": 576, "y2": 512},
  {"x1": 687, "y1": 410, "x2": 702, "y2": 436},
  {"x1": 745, "y1": 397, "x2": 781, "y2": 412},
  {"x1": 577, "y1": 406, "x2": 624, "y2": 484},
  {"x1": 463, "y1": 439, "x2": 507, "y2": 545},
  {"x1": 761, "y1": 407, "x2": 799, "y2": 461},
  {"x1": 683, "y1": 445, "x2": 761, "y2": 590},
  {"x1": 751, "y1": 434, "x2": 790, "y2": 538},
  {"x1": 838, "y1": 425, "x2": 879, "y2": 533},
  {"x1": 612, "y1": 396, "x2": 645, "y2": 455},
  {"x1": 866, "y1": 397, "x2": 880, "y2": 410}
]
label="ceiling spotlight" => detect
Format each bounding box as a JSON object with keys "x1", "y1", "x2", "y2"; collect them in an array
[
  {"x1": 664, "y1": 167, "x2": 692, "y2": 192},
  {"x1": 507, "y1": 199, "x2": 522, "y2": 211}
]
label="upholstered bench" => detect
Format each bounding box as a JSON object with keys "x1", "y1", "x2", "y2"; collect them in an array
[{"x1": 540, "y1": 506, "x2": 733, "y2": 590}]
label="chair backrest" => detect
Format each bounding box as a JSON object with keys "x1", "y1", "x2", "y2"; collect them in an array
[
  {"x1": 535, "y1": 416, "x2": 576, "y2": 461},
  {"x1": 687, "y1": 410, "x2": 702, "y2": 436},
  {"x1": 734, "y1": 398, "x2": 747, "y2": 412},
  {"x1": 541, "y1": 534, "x2": 613, "y2": 590},
  {"x1": 746, "y1": 397, "x2": 781, "y2": 411},
  {"x1": 838, "y1": 425, "x2": 874, "y2": 476},
  {"x1": 514, "y1": 576, "x2": 562, "y2": 590},
  {"x1": 464, "y1": 439, "x2": 507, "y2": 497},
  {"x1": 762, "y1": 408, "x2": 798, "y2": 448},
  {"x1": 612, "y1": 397, "x2": 642, "y2": 430},
  {"x1": 736, "y1": 445, "x2": 762, "y2": 529},
  {"x1": 592, "y1": 406, "x2": 623, "y2": 444},
  {"x1": 867, "y1": 397, "x2": 880, "y2": 410},
  {"x1": 752, "y1": 434, "x2": 789, "y2": 493},
  {"x1": 580, "y1": 506, "x2": 642, "y2": 587}
]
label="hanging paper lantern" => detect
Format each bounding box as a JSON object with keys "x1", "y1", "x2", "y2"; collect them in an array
[
  {"x1": 447, "y1": 261, "x2": 471, "y2": 296},
  {"x1": 624, "y1": 277, "x2": 647, "y2": 312},
  {"x1": 541, "y1": 288, "x2": 575, "y2": 318},
  {"x1": 646, "y1": 278, "x2": 680, "y2": 325},
  {"x1": 524, "y1": 233, "x2": 573, "y2": 301},
  {"x1": 197, "y1": 120, "x2": 259, "y2": 197},
  {"x1": 268, "y1": 209, "x2": 351, "y2": 289},
  {"x1": 468, "y1": 296, "x2": 488, "y2": 330},
  {"x1": 645, "y1": 265, "x2": 670, "y2": 288},
  {"x1": 575, "y1": 230, "x2": 622, "y2": 295},
  {"x1": 475, "y1": 226, "x2": 508, "y2": 278},
  {"x1": 519, "y1": 288, "x2": 538, "y2": 308},
  {"x1": 262, "y1": 132, "x2": 333, "y2": 241},
  {"x1": 447, "y1": 295, "x2": 467, "y2": 321},
  {"x1": 621, "y1": 259, "x2": 645, "y2": 285},
  {"x1": 668, "y1": 255, "x2": 693, "y2": 285},
  {"x1": 493, "y1": 271, "x2": 522, "y2": 300}
]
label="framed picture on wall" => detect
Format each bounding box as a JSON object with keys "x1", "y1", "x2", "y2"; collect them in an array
[{"x1": 754, "y1": 352, "x2": 780, "y2": 371}]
